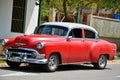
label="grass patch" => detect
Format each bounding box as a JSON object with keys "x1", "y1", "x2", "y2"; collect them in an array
[{"x1": 0, "y1": 59, "x2": 5, "y2": 63}]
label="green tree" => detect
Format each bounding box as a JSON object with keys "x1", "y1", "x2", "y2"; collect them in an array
[{"x1": 41, "y1": 0, "x2": 120, "y2": 22}]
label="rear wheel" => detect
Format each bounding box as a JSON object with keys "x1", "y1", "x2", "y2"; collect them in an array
[
  {"x1": 93, "y1": 55, "x2": 107, "y2": 69},
  {"x1": 6, "y1": 61, "x2": 21, "y2": 68},
  {"x1": 44, "y1": 54, "x2": 59, "y2": 72}
]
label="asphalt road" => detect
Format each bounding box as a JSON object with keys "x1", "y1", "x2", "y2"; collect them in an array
[{"x1": 0, "y1": 64, "x2": 120, "y2": 80}]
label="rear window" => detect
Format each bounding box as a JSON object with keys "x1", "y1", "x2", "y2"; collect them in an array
[{"x1": 84, "y1": 29, "x2": 95, "y2": 39}]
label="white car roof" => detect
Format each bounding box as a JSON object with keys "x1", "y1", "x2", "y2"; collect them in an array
[{"x1": 42, "y1": 22, "x2": 98, "y2": 34}]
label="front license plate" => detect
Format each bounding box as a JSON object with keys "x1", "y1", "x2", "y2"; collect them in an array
[{"x1": 8, "y1": 57, "x2": 21, "y2": 62}]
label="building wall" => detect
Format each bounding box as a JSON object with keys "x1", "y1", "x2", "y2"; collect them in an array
[
  {"x1": 25, "y1": 0, "x2": 38, "y2": 34},
  {"x1": 0, "y1": 0, "x2": 38, "y2": 39},
  {"x1": 0, "y1": 0, "x2": 14, "y2": 39}
]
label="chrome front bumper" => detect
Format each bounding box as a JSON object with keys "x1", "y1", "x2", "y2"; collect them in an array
[{"x1": 4, "y1": 48, "x2": 48, "y2": 64}]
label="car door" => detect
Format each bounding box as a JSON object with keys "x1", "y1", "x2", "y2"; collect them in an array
[
  {"x1": 68, "y1": 28, "x2": 89, "y2": 63},
  {"x1": 83, "y1": 29, "x2": 97, "y2": 61}
]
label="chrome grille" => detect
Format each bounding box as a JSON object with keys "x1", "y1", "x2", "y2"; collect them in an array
[
  {"x1": 5, "y1": 48, "x2": 47, "y2": 64},
  {"x1": 7, "y1": 48, "x2": 37, "y2": 59}
]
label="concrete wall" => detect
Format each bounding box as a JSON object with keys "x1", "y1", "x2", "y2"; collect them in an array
[
  {"x1": 0, "y1": 0, "x2": 38, "y2": 38},
  {"x1": 90, "y1": 15, "x2": 120, "y2": 50},
  {"x1": 90, "y1": 15, "x2": 120, "y2": 38}
]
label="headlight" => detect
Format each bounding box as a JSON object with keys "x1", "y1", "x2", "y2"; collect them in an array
[
  {"x1": 0, "y1": 39, "x2": 7, "y2": 46},
  {"x1": 36, "y1": 42, "x2": 44, "y2": 49}
]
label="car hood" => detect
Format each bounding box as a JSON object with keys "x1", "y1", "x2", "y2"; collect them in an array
[{"x1": 14, "y1": 34, "x2": 65, "y2": 44}]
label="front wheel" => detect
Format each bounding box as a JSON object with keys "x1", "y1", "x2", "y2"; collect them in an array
[
  {"x1": 6, "y1": 61, "x2": 21, "y2": 68},
  {"x1": 44, "y1": 54, "x2": 59, "y2": 72},
  {"x1": 93, "y1": 55, "x2": 107, "y2": 69}
]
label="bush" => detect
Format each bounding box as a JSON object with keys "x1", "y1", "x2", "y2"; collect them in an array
[{"x1": 117, "y1": 55, "x2": 120, "y2": 60}]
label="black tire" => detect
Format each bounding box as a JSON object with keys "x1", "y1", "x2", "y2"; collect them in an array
[
  {"x1": 93, "y1": 55, "x2": 107, "y2": 69},
  {"x1": 6, "y1": 61, "x2": 21, "y2": 68},
  {"x1": 44, "y1": 54, "x2": 59, "y2": 72}
]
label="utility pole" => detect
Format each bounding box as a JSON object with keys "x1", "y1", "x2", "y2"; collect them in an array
[{"x1": 37, "y1": 0, "x2": 42, "y2": 27}]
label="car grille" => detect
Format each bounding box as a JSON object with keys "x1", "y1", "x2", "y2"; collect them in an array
[{"x1": 7, "y1": 48, "x2": 37, "y2": 59}]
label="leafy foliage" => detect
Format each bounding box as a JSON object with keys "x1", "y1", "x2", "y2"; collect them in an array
[
  {"x1": 40, "y1": 0, "x2": 120, "y2": 22},
  {"x1": 117, "y1": 55, "x2": 120, "y2": 60}
]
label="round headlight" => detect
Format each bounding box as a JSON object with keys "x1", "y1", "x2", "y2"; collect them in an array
[
  {"x1": 0, "y1": 39, "x2": 7, "y2": 46},
  {"x1": 36, "y1": 42, "x2": 44, "y2": 49}
]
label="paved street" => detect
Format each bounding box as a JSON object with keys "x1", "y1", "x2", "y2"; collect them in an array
[{"x1": 0, "y1": 64, "x2": 120, "y2": 80}]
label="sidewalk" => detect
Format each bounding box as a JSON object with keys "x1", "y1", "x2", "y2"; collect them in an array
[
  {"x1": 0, "y1": 53, "x2": 120, "y2": 67},
  {"x1": 0, "y1": 60, "x2": 120, "y2": 67},
  {"x1": 0, "y1": 63, "x2": 7, "y2": 67},
  {"x1": 108, "y1": 60, "x2": 120, "y2": 64}
]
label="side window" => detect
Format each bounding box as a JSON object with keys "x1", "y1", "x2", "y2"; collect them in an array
[
  {"x1": 69, "y1": 29, "x2": 82, "y2": 38},
  {"x1": 84, "y1": 29, "x2": 95, "y2": 39}
]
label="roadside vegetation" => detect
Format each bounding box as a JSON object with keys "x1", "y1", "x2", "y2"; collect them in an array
[
  {"x1": 0, "y1": 59, "x2": 5, "y2": 63},
  {"x1": 117, "y1": 55, "x2": 120, "y2": 60}
]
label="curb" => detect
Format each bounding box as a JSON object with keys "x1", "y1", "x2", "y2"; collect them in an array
[
  {"x1": 0, "y1": 63, "x2": 28, "y2": 67},
  {"x1": 107, "y1": 60, "x2": 120, "y2": 64},
  {"x1": 0, "y1": 63, "x2": 8, "y2": 67}
]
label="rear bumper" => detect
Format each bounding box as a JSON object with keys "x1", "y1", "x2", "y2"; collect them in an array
[{"x1": 3, "y1": 48, "x2": 48, "y2": 64}]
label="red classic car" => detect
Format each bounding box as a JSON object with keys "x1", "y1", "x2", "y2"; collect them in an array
[{"x1": 0, "y1": 22, "x2": 117, "y2": 72}]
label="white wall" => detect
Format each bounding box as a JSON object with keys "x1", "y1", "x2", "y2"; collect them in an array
[
  {"x1": 0, "y1": 0, "x2": 38, "y2": 39},
  {"x1": 0, "y1": 0, "x2": 13, "y2": 38},
  {"x1": 25, "y1": 0, "x2": 38, "y2": 34}
]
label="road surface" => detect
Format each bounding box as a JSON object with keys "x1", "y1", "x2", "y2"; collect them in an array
[{"x1": 0, "y1": 64, "x2": 120, "y2": 80}]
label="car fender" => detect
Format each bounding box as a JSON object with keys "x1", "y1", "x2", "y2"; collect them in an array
[
  {"x1": 90, "y1": 41, "x2": 111, "y2": 62},
  {"x1": 43, "y1": 42, "x2": 69, "y2": 63}
]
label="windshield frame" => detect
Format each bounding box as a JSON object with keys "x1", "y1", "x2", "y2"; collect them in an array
[{"x1": 34, "y1": 25, "x2": 69, "y2": 37}]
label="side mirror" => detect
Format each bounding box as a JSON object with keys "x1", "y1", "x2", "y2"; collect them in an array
[{"x1": 66, "y1": 36, "x2": 72, "y2": 41}]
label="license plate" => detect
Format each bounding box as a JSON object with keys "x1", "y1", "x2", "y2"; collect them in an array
[{"x1": 8, "y1": 57, "x2": 21, "y2": 62}]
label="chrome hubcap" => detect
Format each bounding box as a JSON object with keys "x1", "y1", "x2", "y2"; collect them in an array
[
  {"x1": 48, "y1": 56, "x2": 57, "y2": 70},
  {"x1": 99, "y1": 55, "x2": 106, "y2": 68}
]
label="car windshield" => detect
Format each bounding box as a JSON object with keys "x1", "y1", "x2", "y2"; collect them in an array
[{"x1": 35, "y1": 25, "x2": 68, "y2": 37}]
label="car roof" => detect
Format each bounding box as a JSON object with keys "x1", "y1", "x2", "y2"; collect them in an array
[{"x1": 42, "y1": 22, "x2": 98, "y2": 34}]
